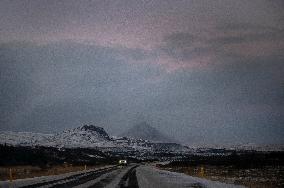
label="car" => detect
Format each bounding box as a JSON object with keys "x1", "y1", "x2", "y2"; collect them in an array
[{"x1": 118, "y1": 159, "x2": 127, "y2": 166}]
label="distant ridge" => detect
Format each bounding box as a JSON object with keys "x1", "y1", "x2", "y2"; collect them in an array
[
  {"x1": 1, "y1": 124, "x2": 282, "y2": 151},
  {"x1": 0, "y1": 124, "x2": 182, "y2": 151},
  {"x1": 120, "y1": 121, "x2": 175, "y2": 143}
]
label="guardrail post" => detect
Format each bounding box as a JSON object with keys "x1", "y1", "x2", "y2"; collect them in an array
[
  {"x1": 9, "y1": 168, "x2": 13, "y2": 182},
  {"x1": 9, "y1": 168, "x2": 13, "y2": 188},
  {"x1": 199, "y1": 166, "x2": 205, "y2": 177}
]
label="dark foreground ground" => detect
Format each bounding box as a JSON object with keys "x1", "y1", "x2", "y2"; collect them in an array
[
  {"x1": 0, "y1": 144, "x2": 141, "y2": 181},
  {"x1": 0, "y1": 144, "x2": 283, "y2": 187},
  {"x1": 158, "y1": 151, "x2": 284, "y2": 188}
]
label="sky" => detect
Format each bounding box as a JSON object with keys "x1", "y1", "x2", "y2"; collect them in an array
[{"x1": 0, "y1": 0, "x2": 283, "y2": 146}]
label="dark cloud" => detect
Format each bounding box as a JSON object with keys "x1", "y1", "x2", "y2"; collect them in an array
[
  {"x1": 160, "y1": 33, "x2": 212, "y2": 61},
  {"x1": 0, "y1": 0, "x2": 283, "y2": 146},
  {"x1": 1, "y1": 33, "x2": 283, "y2": 145},
  {"x1": 0, "y1": 42, "x2": 161, "y2": 133},
  {"x1": 142, "y1": 58, "x2": 284, "y2": 144},
  {"x1": 155, "y1": 22, "x2": 284, "y2": 144},
  {"x1": 213, "y1": 23, "x2": 284, "y2": 45},
  {"x1": 161, "y1": 22, "x2": 284, "y2": 65},
  {"x1": 216, "y1": 22, "x2": 283, "y2": 32}
]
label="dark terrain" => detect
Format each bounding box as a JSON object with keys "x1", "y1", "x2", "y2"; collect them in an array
[
  {"x1": 1, "y1": 144, "x2": 284, "y2": 187},
  {"x1": 158, "y1": 151, "x2": 284, "y2": 188}
]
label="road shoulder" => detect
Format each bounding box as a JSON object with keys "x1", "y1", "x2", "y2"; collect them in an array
[{"x1": 136, "y1": 165, "x2": 246, "y2": 188}]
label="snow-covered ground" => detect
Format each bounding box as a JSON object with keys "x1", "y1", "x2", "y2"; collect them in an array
[{"x1": 136, "y1": 165, "x2": 246, "y2": 188}]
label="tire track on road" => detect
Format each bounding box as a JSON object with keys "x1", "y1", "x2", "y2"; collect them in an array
[
  {"x1": 87, "y1": 169, "x2": 121, "y2": 188},
  {"x1": 118, "y1": 165, "x2": 139, "y2": 188},
  {"x1": 19, "y1": 166, "x2": 118, "y2": 188},
  {"x1": 50, "y1": 167, "x2": 117, "y2": 188}
]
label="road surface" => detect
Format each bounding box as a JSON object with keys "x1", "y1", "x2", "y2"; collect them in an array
[{"x1": 0, "y1": 164, "x2": 245, "y2": 188}]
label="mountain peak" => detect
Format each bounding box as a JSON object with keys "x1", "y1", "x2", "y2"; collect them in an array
[
  {"x1": 120, "y1": 122, "x2": 175, "y2": 143},
  {"x1": 78, "y1": 124, "x2": 110, "y2": 140},
  {"x1": 80, "y1": 124, "x2": 104, "y2": 132}
]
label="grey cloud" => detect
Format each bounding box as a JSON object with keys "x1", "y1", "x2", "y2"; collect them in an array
[
  {"x1": 143, "y1": 58, "x2": 284, "y2": 144},
  {"x1": 160, "y1": 33, "x2": 212, "y2": 61},
  {"x1": 216, "y1": 22, "x2": 283, "y2": 32},
  {"x1": 0, "y1": 40, "x2": 283, "y2": 145},
  {"x1": 163, "y1": 33, "x2": 197, "y2": 48},
  {"x1": 0, "y1": 41, "x2": 162, "y2": 133},
  {"x1": 0, "y1": 0, "x2": 283, "y2": 146},
  {"x1": 161, "y1": 22, "x2": 284, "y2": 62},
  {"x1": 156, "y1": 27, "x2": 284, "y2": 144},
  {"x1": 213, "y1": 24, "x2": 284, "y2": 45}
]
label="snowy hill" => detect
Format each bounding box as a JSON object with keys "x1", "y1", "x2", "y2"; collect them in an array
[
  {"x1": 50, "y1": 125, "x2": 115, "y2": 148},
  {"x1": 0, "y1": 131, "x2": 52, "y2": 146},
  {"x1": 0, "y1": 124, "x2": 188, "y2": 155},
  {"x1": 120, "y1": 122, "x2": 175, "y2": 143},
  {"x1": 1, "y1": 125, "x2": 282, "y2": 153},
  {"x1": 0, "y1": 125, "x2": 115, "y2": 148}
]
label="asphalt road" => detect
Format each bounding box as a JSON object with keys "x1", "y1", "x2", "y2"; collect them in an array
[
  {"x1": 18, "y1": 165, "x2": 139, "y2": 188},
  {"x1": 1, "y1": 165, "x2": 245, "y2": 188}
]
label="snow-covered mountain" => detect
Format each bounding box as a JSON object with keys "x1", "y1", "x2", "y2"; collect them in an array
[
  {"x1": 50, "y1": 125, "x2": 115, "y2": 148},
  {"x1": 0, "y1": 125, "x2": 115, "y2": 148},
  {"x1": 0, "y1": 131, "x2": 52, "y2": 146},
  {"x1": 1, "y1": 124, "x2": 282, "y2": 152},
  {"x1": 0, "y1": 124, "x2": 185, "y2": 152},
  {"x1": 120, "y1": 122, "x2": 176, "y2": 143}
]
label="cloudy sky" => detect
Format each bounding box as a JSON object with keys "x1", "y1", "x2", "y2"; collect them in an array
[{"x1": 0, "y1": 0, "x2": 283, "y2": 146}]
